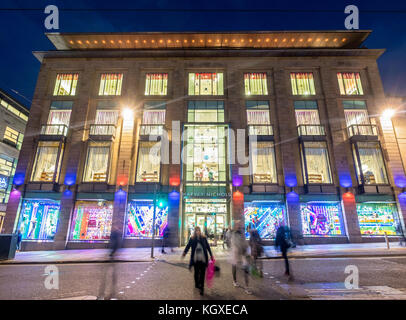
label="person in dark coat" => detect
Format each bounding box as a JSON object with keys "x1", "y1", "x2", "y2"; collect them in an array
[
  {"x1": 16, "y1": 230, "x2": 22, "y2": 251},
  {"x1": 275, "y1": 225, "x2": 293, "y2": 280},
  {"x1": 182, "y1": 226, "x2": 214, "y2": 295}
]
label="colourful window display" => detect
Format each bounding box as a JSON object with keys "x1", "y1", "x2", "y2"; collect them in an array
[
  {"x1": 19, "y1": 199, "x2": 60, "y2": 240},
  {"x1": 301, "y1": 202, "x2": 344, "y2": 236},
  {"x1": 244, "y1": 202, "x2": 286, "y2": 239},
  {"x1": 126, "y1": 201, "x2": 168, "y2": 238},
  {"x1": 357, "y1": 202, "x2": 401, "y2": 236},
  {"x1": 70, "y1": 201, "x2": 113, "y2": 241}
]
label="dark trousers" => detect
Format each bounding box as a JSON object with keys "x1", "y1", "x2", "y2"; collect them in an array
[
  {"x1": 281, "y1": 248, "x2": 290, "y2": 275},
  {"x1": 194, "y1": 262, "x2": 206, "y2": 290},
  {"x1": 232, "y1": 264, "x2": 249, "y2": 286}
]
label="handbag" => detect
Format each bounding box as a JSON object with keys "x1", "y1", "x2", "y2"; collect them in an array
[{"x1": 206, "y1": 259, "x2": 216, "y2": 288}]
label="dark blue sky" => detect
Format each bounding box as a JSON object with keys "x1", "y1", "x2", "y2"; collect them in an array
[{"x1": 1, "y1": 0, "x2": 405, "y2": 107}]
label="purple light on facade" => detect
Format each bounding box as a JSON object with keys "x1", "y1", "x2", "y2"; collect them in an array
[
  {"x1": 394, "y1": 176, "x2": 406, "y2": 188},
  {"x1": 339, "y1": 173, "x2": 352, "y2": 188},
  {"x1": 13, "y1": 173, "x2": 25, "y2": 186},
  {"x1": 169, "y1": 190, "x2": 180, "y2": 202},
  {"x1": 63, "y1": 189, "x2": 72, "y2": 197},
  {"x1": 10, "y1": 188, "x2": 21, "y2": 197},
  {"x1": 285, "y1": 175, "x2": 297, "y2": 187},
  {"x1": 286, "y1": 191, "x2": 299, "y2": 202},
  {"x1": 232, "y1": 175, "x2": 243, "y2": 187},
  {"x1": 64, "y1": 174, "x2": 76, "y2": 186}
]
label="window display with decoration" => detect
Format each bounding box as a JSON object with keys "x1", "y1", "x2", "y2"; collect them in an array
[
  {"x1": 19, "y1": 199, "x2": 60, "y2": 240},
  {"x1": 244, "y1": 73, "x2": 268, "y2": 95},
  {"x1": 244, "y1": 202, "x2": 286, "y2": 239},
  {"x1": 126, "y1": 200, "x2": 168, "y2": 238},
  {"x1": 70, "y1": 201, "x2": 113, "y2": 241},
  {"x1": 337, "y1": 72, "x2": 364, "y2": 95},
  {"x1": 53, "y1": 73, "x2": 78, "y2": 96},
  {"x1": 145, "y1": 73, "x2": 168, "y2": 95},
  {"x1": 357, "y1": 202, "x2": 401, "y2": 236},
  {"x1": 300, "y1": 141, "x2": 333, "y2": 184},
  {"x1": 290, "y1": 72, "x2": 316, "y2": 95},
  {"x1": 136, "y1": 141, "x2": 161, "y2": 183},
  {"x1": 98, "y1": 73, "x2": 123, "y2": 96},
  {"x1": 301, "y1": 202, "x2": 344, "y2": 236},
  {"x1": 30, "y1": 141, "x2": 64, "y2": 182}
]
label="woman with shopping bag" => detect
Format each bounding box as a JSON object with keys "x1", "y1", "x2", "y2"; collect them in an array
[{"x1": 182, "y1": 226, "x2": 214, "y2": 296}]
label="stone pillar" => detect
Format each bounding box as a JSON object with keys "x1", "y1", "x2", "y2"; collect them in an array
[
  {"x1": 341, "y1": 191, "x2": 362, "y2": 243},
  {"x1": 285, "y1": 191, "x2": 303, "y2": 244}
]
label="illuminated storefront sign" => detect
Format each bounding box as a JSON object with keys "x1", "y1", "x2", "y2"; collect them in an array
[
  {"x1": 301, "y1": 202, "x2": 344, "y2": 236},
  {"x1": 357, "y1": 202, "x2": 400, "y2": 236},
  {"x1": 244, "y1": 202, "x2": 286, "y2": 239},
  {"x1": 0, "y1": 175, "x2": 8, "y2": 191},
  {"x1": 19, "y1": 199, "x2": 60, "y2": 240},
  {"x1": 126, "y1": 201, "x2": 168, "y2": 238},
  {"x1": 70, "y1": 201, "x2": 113, "y2": 241}
]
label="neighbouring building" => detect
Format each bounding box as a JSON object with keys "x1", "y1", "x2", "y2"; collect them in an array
[
  {"x1": 3, "y1": 30, "x2": 406, "y2": 251},
  {"x1": 0, "y1": 89, "x2": 29, "y2": 232}
]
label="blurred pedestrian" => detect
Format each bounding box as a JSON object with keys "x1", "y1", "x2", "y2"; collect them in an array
[
  {"x1": 249, "y1": 227, "x2": 264, "y2": 277},
  {"x1": 275, "y1": 225, "x2": 293, "y2": 280},
  {"x1": 162, "y1": 226, "x2": 174, "y2": 253},
  {"x1": 225, "y1": 227, "x2": 231, "y2": 249},
  {"x1": 16, "y1": 230, "x2": 22, "y2": 251},
  {"x1": 230, "y1": 222, "x2": 251, "y2": 294},
  {"x1": 98, "y1": 226, "x2": 121, "y2": 300},
  {"x1": 182, "y1": 226, "x2": 214, "y2": 296},
  {"x1": 396, "y1": 223, "x2": 406, "y2": 246}
]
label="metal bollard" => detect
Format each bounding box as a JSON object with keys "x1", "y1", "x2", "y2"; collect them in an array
[{"x1": 384, "y1": 232, "x2": 390, "y2": 250}]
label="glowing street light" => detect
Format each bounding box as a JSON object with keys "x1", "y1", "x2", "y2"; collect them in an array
[
  {"x1": 382, "y1": 109, "x2": 395, "y2": 120},
  {"x1": 121, "y1": 108, "x2": 134, "y2": 119}
]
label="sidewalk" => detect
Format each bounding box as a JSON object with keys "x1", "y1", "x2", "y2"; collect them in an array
[{"x1": 1, "y1": 242, "x2": 406, "y2": 265}]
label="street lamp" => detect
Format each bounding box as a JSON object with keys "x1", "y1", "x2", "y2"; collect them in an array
[{"x1": 382, "y1": 108, "x2": 395, "y2": 120}]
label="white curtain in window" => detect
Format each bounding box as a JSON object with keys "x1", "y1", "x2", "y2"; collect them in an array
[
  {"x1": 47, "y1": 110, "x2": 71, "y2": 126},
  {"x1": 32, "y1": 144, "x2": 59, "y2": 181},
  {"x1": 344, "y1": 110, "x2": 371, "y2": 135},
  {"x1": 295, "y1": 110, "x2": 320, "y2": 125},
  {"x1": 358, "y1": 146, "x2": 388, "y2": 184},
  {"x1": 96, "y1": 110, "x2": 118, "y2": 125},
  {"x1": 304, "y1": 144, "x2": 332, "y2": 184},
  {"x1": 83, "y1": 146, "x2": 110, "y2": 182},
  {"x1": 247, "y1": 110, "x2": 270, "y2": 125},
  {"x1": 136, "y1": 142, "x2": 161, "y2": 182},
  {"x1": 142, "y1": 110, "x2": 166, "y2": 124},
  {"x1": 251, "y1": 142, "x2": 277, "y2": 183}
]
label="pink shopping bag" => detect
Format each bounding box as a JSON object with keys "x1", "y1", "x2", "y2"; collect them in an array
[{"x1": 206, "y1": 259, "x2": 216, "y2": 288}]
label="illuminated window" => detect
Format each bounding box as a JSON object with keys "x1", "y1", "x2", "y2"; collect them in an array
[
  {"x1": 31, "y1": 141, "x2": 63, "y2": 182},
  {"x1": 53, "y1": 73, "x2": 78, "y2": 96},
  {"x1": 136, "y1": 141, "x2": 161, "y2": 182},
  {"x1": 187, "y1": 101, "x2": 224, "y2": 122},
  {"x1": 294, "y1": 101, "x2": 323, "y2": 135},
  {"x1": 45, "y1": 101, "x2": 72, "y2": 135},
  {"x1": 301, "y1": 202, "x2": 344, "y2": 236},
  {"x1": 244, "y1": 73, "x2": 268, "y2": 95},
  {"x1": 19, "y1": 199, "x2": 60, "y2": 240},
  {"x1": 188, "y1": 73, "x2": 224, "y2": 95},
  {"x1": 3, "y1": 127, "x2": 23, "y2": 150},
  {"x1": 352, "y1": 142, "x2": 388, "y2": 185},
  {"x1": 244, "y1": 202, "x2": 286, "y2": 239},
  {"x1": 83, "y1": 142, "x2": 111, "y2": 182},
  {"x1": 70, "y1": 201, "x2": 113, "y2": 241},
  {"x1": 184, "y1": 125, "x2": 227, "y2": 182},
  {"x1": 0, "y1": 155, "x2": 16, "y2": 204},
  {"x1": 145, "y1": 73, "x2": 168, "y2": 95},
  {"x1": 140, "y1": 101, "x2": 166, "y2": 135},
  {"x1": 337, "y1": 72, "x2": 364, "y2": 95},
  {"x1": 301, "y1": 141, "x2": 332, "y2": 184},
  {"x1": 126, "y1": 201, "x2": 168, "y2": 238},
  {"x1": 250, "y1": 141, "x2": 277, "y2": 184},
  {"x1": 290, "y1": 72, "x2": 316, "y2": 95},
  {"x1": 246, "y1": 101, "x2": 270, "y2": 125},
  {"x1": 357, "y1": 202, "x2": 401, "y2": 236},
  {"x1": 98, "y1": 73, "x2": 123, "y2": 96}
]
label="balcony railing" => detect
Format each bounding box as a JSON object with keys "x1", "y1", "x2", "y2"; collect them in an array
[
  {"x1": 248, "y1": 125, "x2": 274, "y2": 136},
  {"x1": 140, "y1": 124, "x2": 164, "y2": 136},
  {"x1": 40, "y1": 124, "x2": 68, "y2": 136},
  {"x1": 348, "y1": 124, "x2": 378, "y2": 137},
  {"x1": 297, "y1": 124, "x2": 326, "y2": 136},
  {"x1": 89, "y1": 124, "x2": 116, "y2": 137}
]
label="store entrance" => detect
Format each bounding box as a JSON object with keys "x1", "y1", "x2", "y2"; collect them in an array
[{"x1": 183, "y1": 199, "x2": 228, "y2": 246}]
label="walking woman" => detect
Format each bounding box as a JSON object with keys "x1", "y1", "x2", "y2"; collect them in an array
[
  {"x1": 182, "y1": 226, "x2": 214, "y2": 295},
  {"x1": 275, "y1": 225, "x2": 293, "y2": 281}
]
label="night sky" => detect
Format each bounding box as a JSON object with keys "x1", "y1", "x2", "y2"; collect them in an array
[{"x1": 1, "y1": 0, "x2": 405, "y2": 107}]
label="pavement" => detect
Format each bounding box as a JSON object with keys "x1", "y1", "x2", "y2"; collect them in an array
[{"x1": 2, "y1": 242, "x2": 406, "y2": 265}]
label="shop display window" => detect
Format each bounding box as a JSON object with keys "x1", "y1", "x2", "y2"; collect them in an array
[
  {"x1": 301, "y1": 202, "x2": 344, "y2": 236},
  {"x1": 126, "y1": 201, "x2": 168, "y2": 238},
  {"x1": 83, "y1": 142, "x2": 111, "y2": 182},
  {"x1": 19, "y1": 199, "x2": 60, "y2": 240},
  {"x1": 357, "y1": 202, "x2": 401, "y2": 236},
  {"x1": 187, "y1": 100, "x2": 224, "y2": 123},
  {"x1": 70, "y1": 201, "x2": 113, "y2": 241},
  {"x1": 244, "y1": 202, "x2": 286, "y2": 239}
]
